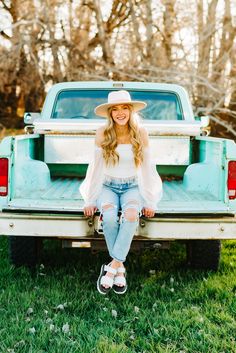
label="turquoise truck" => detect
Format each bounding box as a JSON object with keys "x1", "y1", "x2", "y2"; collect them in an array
[{"x1": 0, "y1": 81, "x2": 236, "y2": 270}]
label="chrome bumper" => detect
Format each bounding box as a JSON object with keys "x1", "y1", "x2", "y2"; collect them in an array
[{"x1": 0, "y1": 213, "x2": 236, "y2": 240}]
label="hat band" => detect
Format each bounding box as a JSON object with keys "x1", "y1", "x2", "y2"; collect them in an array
[{"x1": 109, "y1": 99, "x2": 131, "y2": 104}]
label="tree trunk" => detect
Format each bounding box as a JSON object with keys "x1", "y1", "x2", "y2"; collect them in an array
[
  {"x1": 93, "y1": 0, "x2": 114, "y2": 65},
  {"x1": 196, "y1": 0, "x2": 218, "y2": 105},
  {"x1": 161, "y1": 0, "x2": 176, "y2": 68}
]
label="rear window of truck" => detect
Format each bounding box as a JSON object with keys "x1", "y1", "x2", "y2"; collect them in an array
[{"x1": 51, "y1": 90, "x2": 183, "y2": 120}]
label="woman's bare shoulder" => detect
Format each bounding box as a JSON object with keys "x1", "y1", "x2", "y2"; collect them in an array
[
  {"x1": 139, "y1": 126, "x2": 149, "y2": 147},
  {"x1": 95, "y1": 126, "x2": 106, "y2": 147}
]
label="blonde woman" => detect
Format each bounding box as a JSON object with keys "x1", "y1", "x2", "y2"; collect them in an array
[{"x1": 80, "y1": 90, "x2": 163, "y2": 295}]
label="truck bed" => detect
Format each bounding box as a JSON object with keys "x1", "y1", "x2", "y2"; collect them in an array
[{"x1": 5, "y1": 177, "x2": 230, "y2": 215}]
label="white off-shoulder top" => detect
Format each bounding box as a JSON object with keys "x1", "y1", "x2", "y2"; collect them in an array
[{"x1": 79, "y1": 144, "x2": 163, "y2": 210}]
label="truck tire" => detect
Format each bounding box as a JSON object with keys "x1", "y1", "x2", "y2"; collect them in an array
[
  {"x1": 186, "y1": 240, "x2": 221, "y2": 271},
  {"x1": 8, "y1": 236, "x2": 42, "y2": 268}
]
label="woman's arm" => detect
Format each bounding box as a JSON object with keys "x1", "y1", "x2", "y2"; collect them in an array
[
  {"x1": 138, "y1": 127, "x2": 163, "y2": 217},
  {"x1": 79, "y1": 127, "x2": 105, "y2": 216}
]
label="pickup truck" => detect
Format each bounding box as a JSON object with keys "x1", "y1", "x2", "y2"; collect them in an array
[{"x1": 1, "y1": 81, "x2": 236, "y2": 270}]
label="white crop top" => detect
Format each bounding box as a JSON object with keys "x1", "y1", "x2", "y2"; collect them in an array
[
  {"x1": 79, "y1": 144, "x2": 163, "y2": 209},
  {"x1": 104, "y1": 144, "x2": 137, "y2": 178}
]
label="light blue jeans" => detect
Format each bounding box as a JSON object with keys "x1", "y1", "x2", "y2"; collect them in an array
[{"x1": 96, "y1": 176, "x2": 143, "y2": 263}]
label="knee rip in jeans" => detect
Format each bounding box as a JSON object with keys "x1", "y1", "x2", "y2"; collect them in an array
[
  {"x1": 101, "y1": 203, "x2": 117, "y2": 213},
  {"x1": 121, "y1": 200, "x2": 139, "y2": 223}
]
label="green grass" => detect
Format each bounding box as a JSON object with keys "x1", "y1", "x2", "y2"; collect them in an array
[{"x1": 0, "y1": 238, "x2": 236, "y2": 353}]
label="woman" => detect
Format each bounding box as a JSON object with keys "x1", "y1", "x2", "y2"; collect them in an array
[{"x1": 80, "y1": 90, "x2": 163, "y2": 295}]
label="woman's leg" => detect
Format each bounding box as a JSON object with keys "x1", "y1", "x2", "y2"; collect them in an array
[
  {"x1": 96, "y1": 186, "x2": 121, "y2": 291},
  {"x1": 110, "y1": 186, "x2": 142, "y2": 263},
  {"x1": 96, "y1": 186, "x2": 120, "y2": 257}
]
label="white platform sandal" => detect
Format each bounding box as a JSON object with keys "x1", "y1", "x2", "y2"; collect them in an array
[
  {"x1": 113, "y1": 267, "x2": 127, "y2": 294},
  {"x1": 97, "y1": 263, "x2": 117, "y2": 295}
]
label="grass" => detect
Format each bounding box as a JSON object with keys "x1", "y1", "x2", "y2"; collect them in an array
[{"x1": 0, "y1": 238, "x2": 235, "y2": 353}]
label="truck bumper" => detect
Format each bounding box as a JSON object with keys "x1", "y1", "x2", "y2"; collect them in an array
[{"x1": 0, "y1": 213, "x2": 236, "y2": 240}]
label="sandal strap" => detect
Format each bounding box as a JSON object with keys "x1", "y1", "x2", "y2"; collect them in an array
[
  {"x1": 101, "y1": 275, "x2": 114, "y2": 287},
  {"x1": 117, "y1": 267, "x2": 126, "y2": 273},
  {"x1": 104, "y1": 264, "x2": 117, "y2": 275},
  {"x1": 114, "y1": 276, "x2": 126, "y2": 286}
]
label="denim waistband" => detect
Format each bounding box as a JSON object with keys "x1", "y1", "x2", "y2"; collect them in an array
[{"x1": 103, "y1": 175, "x2": 138, "y2": 186}]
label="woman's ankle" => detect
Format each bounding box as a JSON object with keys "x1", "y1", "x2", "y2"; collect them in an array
[{"x1": 110, "y1": 259, "x2": 123, "y2": 268}]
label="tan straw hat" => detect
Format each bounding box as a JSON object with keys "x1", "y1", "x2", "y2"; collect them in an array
[{"x1": 94, "y1": 90, "x2": 147, "y2": 117}]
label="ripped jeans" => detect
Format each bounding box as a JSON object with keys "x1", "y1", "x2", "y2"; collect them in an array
[{"x1": 96, "y1": 176, "x2": 143, "y2": 263}]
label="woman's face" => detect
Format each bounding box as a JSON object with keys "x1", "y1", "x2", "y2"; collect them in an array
[{"x1": 110, "y1": 104, "x2": 131, "y2": 126}]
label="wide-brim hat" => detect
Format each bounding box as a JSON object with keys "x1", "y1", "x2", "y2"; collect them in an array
[{"x1": 94, "y1": 90, "x2": 147, "y2": 117}]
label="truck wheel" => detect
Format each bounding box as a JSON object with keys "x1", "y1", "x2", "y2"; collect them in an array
[
  {"x1": 186, "y1": 240, "x2": 221, "y2": 271},
  {"x1": 8, "y1": 236, "x2": 42, "y2": 268}
]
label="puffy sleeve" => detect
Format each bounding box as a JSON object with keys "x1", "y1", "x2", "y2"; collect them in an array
[
  {"x1": 137, "y1": 146, "x2": 163, "y2": 210},
  {"x1": 79, "y1": 146, "x2": 105, "y2": 207}
]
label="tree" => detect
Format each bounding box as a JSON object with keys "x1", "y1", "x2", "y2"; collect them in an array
[{"x1": 0, "y1": 0, "x2": 235, "y2": 138}]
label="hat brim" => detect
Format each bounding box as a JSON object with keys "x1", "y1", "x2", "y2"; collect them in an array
[{"x1": 94, "y1": 100, "x2": 147, "y2": 118}]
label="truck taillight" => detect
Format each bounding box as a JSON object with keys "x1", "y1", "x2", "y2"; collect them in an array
[
  {"x1": 0, "y1": 158, "x2": 8, "y2": 196},
  {"x1": 227, "y1": 161, "x2": 236, "y2": 200}
]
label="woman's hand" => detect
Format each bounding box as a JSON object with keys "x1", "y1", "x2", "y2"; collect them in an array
[
  {"x1": 142, "y1": 207, "x2": 155, "y2": 218},
  {"x1": 84, "y1": 206, "x2": 97, "y2": 217}
]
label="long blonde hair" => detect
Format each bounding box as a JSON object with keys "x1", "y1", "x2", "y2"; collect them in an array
[{"x1": 101, "y1": 106, "x2": 144, "y2": 167}]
